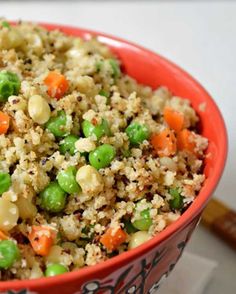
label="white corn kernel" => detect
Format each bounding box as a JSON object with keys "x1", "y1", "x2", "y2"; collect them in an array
[
  {"x1": 28, "y1": 95, "x2": 51, "y2": 124},
  {"x1": 75, "y1": 76, "x2": 96, "y2": 96},
  {"x1": 0, "y1": 198, "x2": 19, "y2": 231},
  {"x1": 16, "y1": 197, "x2": 37, "y2": 220},
  {"x1": 128, "y1": 231, "x2": 150, "y2": 250},
  {"x1": 76, "y1": 165, "x2": 104, "y2": 196},
  {"x1": 45, "y1": 245, "x2": 63, "y2": 264},
  {"x1": 29, "y1": 263, "x2": 44, "y2": 279}
]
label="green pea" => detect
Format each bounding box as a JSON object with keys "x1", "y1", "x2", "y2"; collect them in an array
[
  {"x1": 89, "y1": 144, "x2": 116, "y2": 169},
  {"x1": 57, "y1": 166, "x2": 81, "y2": 194},
  {"x1": 46, "y1": 110, "x2": 67, "y2": 137},
  {"x1": 0, "y1": 172, "x2": 11, "y2": 195},
  {"x1": 39, "y1": 181, "x2": 67, "y2": 213},
  {"x1": 59, "y1": 134, "x2": 79, "y2": 155},
  {"x1": 45, "y1": 263, "x2": 68, "y2": 277},
  {"x1": 169, "y1": 188, "x2": 184, "y2": 210},
  {"x1": 133, "y1": 208, "x2": 152, "y2": 231},
  {"x1": 125, "y1": 123, "x2": 149, "y2": 145},
  {"x1": 109, "y1": 59, "x2": 120, "y2": 79},
  {"x1": 0, "y1": 240, "x2": 20, "y2": 269},
  {"x1": 123, "y1": 219, "x2": 138, "y2": 234},
  {"x1": 82, "y1": 118, "x2": 111, "y2": 140},
  {"x1": 2, "y1": 21, "x2": 10, "y2": 28},
  {"x1": 0, "y1": 71, "x2": 20, "y2": 102}
]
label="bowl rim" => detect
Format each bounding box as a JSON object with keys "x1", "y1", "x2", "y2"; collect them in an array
[{"x1": 0, "y1": 21, "x2": 228, "y2": 290}]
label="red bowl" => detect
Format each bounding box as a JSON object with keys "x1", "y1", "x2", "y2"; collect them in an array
[{"x1": 0, "y1": 22, "x2": 227, "y2": 294}]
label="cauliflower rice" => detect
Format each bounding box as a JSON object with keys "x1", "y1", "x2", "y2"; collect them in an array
[{"x1": 0, "y1": 21, "x2": 208, "y2": 280}]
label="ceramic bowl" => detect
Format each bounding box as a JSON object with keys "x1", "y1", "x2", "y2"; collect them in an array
[{"x1": 0, "y1": 22, "x2": 227, "y2": 294}]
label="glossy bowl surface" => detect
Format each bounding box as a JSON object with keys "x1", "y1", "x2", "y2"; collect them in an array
[{"x1": 0, "y1": 22, "x2": 227, "y2": 294}]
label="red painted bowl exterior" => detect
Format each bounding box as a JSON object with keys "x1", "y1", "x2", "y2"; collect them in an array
[{"x1": 0, "y1": 23, "x2": 227, "y2": 294}]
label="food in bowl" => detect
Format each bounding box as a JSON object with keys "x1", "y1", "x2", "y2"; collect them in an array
[{"x1": 0, "y1": 21, "x2": 208, "y2": 280}]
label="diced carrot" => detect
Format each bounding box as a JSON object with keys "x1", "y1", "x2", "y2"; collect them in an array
[
  {"x1": 0, "y1": 111, "x2": 10, "y2": 134},
  {"x1": 28, "y1": 226, "x2": 54, "y2": 256},
  {"x1": 177, "y1": 129, "x2": 197, "y2": 155},
  {"x1": 44, "y1": 71, "x2": 69, "y2": 99},
  {"x1": 0, "y1": 230, "x2": 9, "y2": 240},
  {"x1": 100, "y1": 227, "x2": 127, "y2": 251},
  {"x1": 151, "y1": 128, "x2": 177, "y2": 157},
  {"x1": 163, "y1": 107, "x2": 184, "y2": 133}
]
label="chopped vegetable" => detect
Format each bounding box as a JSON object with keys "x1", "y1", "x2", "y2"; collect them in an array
[
  {"x1": 0, "y1": 111, "x2": 10, "y2": 134},
  {"x1": 125, "y1": 123, "x2": 149, "y2": 145},
  {"x1": 133, "y1": 208, "x2": 152, "y2": 231},
  {"x1": 177, "y1": 129, "x2": 197, "y2": 155},
  {"x1": 163, "y1": 107, "x2": 184, "y2": 133},
  {"x1": 44, "y1": 71, "x2": 69, "y2": 99},
  {"x1": 59, "y1": 134, "x2": 79, "y2": 155},
  {"x1": 99, "y1": 89, "x2": 110, "y2": 104},
  {"x1": 0, "y1": 71, "x2": 20, "y2": 102},
  {"x1": 29, "y1": 226, "x2": 54, "y2": 256},
  {"x1": 100, "y1": 227, "x2": 127, "y2": 251},
  {"x1": 0, "y1": 240, "x2": 20, "y2": 269},
  {"x1": 0, "y1": 172, "x2": 11, "y2": 194},
  {"x1": 39, "y1": 181, "x2": 67, "y2": 213},
  {"x1": 89, "y1": 144, "x2": 116, "y2": 169},
  {"x1": 82, "y1": 118, "x2": 110, "y2": 140},
  {"x1": 109, "y1": 59, "x2": 120, "y2": 79},
  {"x1": 45, "y1": 263, "x2": 68, "y2": 277},
  {"x1": 57, "y1": 166, "x2": 81, "y2": 194},
  {"x1": 99, "y1": 89, "x2": 109, "y2": 98},
  {"x1": 169, "y1": 188, "x2": 184, "y2": 210},
  {"x1": 46, "y1": 110, "x2": 67, "y2": 137},
  {"x1": 151, "y1": 128, "x2": 177, "y2": 157}
]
